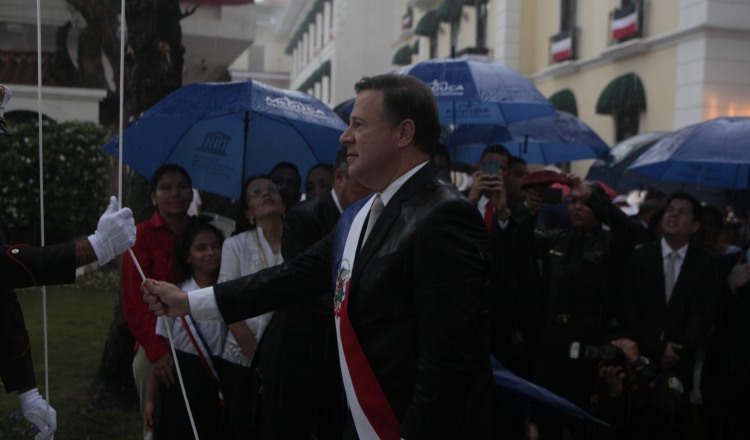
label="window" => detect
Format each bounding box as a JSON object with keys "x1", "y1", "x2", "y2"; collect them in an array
[
  {"x1": 476, "y1": 0, "x2": 488, "y2": 50},
  {"x1": 560, "y1": 0, "x2": 577, "y2": 32},
  {"x1": 614, "y1": 110, "x2": 639, "y2": 142}
]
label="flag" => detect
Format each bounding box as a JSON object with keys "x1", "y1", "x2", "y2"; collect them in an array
[
  {"x1": 611, "y1": 4, "x2": 638, "y2": 41},
  {"x1": 551, "y1": 32, "x2": 573, "y2": 63},
  {"x1": 402, "y1": 7, "x2": 413, "y2": 30}
]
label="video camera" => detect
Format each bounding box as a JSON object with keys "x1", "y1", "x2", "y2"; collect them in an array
[{"x1": 583, "y1": 342, "x2": 627, "y2": 367}]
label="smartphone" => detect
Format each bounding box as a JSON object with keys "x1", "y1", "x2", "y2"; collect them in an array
[
  {"x1": 539, "y1": 187, "x2": 562, "y2": 204},
  {"x1": 482, "y1": 160, "x2": 501, "y2": 175}
]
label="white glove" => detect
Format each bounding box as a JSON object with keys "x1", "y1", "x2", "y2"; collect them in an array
[
  {"x1": 88, "y1": 196, "x2": 136, "y2": 265},
  {"x1": 18, "y1": 388, "x2": 57, "y2": 440}
]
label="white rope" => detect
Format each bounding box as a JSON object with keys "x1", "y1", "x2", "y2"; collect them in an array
[
  {"x1": 118, "y1": 0, "x2": 125, "y2": 204},
  {"x1": 116, "y1": 2, "x2": 199, "y2": 437},
  {"x1": 127, "y1": 249, "x2": 199, "y2": 438},
  {"x1": 35, "y1": 0, "x2": 52, "y2": 427}
]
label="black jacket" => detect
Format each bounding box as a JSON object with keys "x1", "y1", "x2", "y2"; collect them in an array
[
  {"x1": 1, "y1": 229, "x2": 76, "y2": 392},
  {"x1": 213, "y1": 162, "x2": 496, "y2": 439}
]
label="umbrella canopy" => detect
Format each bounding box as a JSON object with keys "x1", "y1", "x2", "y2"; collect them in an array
[
  {"x1": 628, "y1": 117, "x2": 750, "y2": 190},
  {"x1": 587, "y1": 131, "x2": 668, "y2": 191},
  {"x1": 333, "y1": 98, "x2": 354, "y2": 125},
  {"x1": 447, "y1": 111, "x2": 609, "y2": 165},
  {"x1": 491, "y1": 357, "x2": 604, "y2": 426},
  {"x1": 103, "y1": 80, "x2": 346, "y2": 200},
  {"x1": 392, "y1": 58, "x2": 554, "y2": 126}
]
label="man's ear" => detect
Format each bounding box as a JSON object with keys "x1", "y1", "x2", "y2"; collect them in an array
[
  {"x1": 395, "y1": 119, "x2": 416, "y2": 148},
  {"x1": 333, "y1": 167, "x2": 346, "y2": 190}
]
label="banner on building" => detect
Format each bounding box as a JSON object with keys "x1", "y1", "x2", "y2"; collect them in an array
[
  {"x1": 402, "y1": 7, "x2": 414, "y2": 30},
  {"x1": 551, "y1": 32, "x2": 573, "y2": 63},
  {"x1": 611, "y1": 4, "x2": 638, "y2": 41}
]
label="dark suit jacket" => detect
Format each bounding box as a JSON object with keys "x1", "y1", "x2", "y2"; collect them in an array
[
  {"x1": 622, "y1": 241, "x2": 719, "y2": 389},
  {"x1": 255, "y1": 189, "x2": 341, "y2": 386},
  {"x1": 1, "y1": 229, "x2": 76, "y2": 392},
  {"x1": 214, "y1": 162, "x2": 495, "y2": 439}
]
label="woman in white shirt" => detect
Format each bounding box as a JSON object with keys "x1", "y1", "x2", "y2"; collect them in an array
[{"x1": 218, "y1": 175, "x2": 285, "y2": 439}]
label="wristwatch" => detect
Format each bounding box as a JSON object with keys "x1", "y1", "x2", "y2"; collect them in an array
[{"x1": 632, "y1": 356, "x2": 650, "y2": 369}]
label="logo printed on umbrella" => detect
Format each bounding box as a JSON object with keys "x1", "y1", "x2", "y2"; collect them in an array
[
  {"x1": 197, "y1": 132, "x2": 231, "y2": 156},
  {"x1": 265, "y1": 96, "x2": 328, "y2": 116},
  {"x1": 426, "y1": 79, "x2": 465, "y2": 97},
  {"x1": 446, "y1": 103, "x2": 491, "y2": 118}
]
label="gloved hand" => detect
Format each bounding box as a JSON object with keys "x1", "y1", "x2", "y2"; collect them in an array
[
  {"x1": 88, "y1": 196, "x2": 136, "y2": 265},
  {"x1": 18, "y1": 388, "x2": 57, "y2": 440}
]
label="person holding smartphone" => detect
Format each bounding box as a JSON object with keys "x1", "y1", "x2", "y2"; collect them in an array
[{"x1": 466, "y1": 144, "x2": 511, "y2": 233}]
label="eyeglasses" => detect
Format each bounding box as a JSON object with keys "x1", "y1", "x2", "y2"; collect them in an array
[{"x1": 247, "y1": 184, "x2": 281, "y2": 198}]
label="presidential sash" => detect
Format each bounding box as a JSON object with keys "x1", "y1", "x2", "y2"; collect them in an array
[
  {"x1": 332, "y1": 195, "x2": 400, "y2": 440},
  {"x1": 181, "y1": 315, "x2": 225, "y2": 406}
]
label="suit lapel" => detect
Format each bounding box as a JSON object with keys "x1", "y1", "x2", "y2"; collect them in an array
[
  {"x1": 644, "y1": 243, "x2": 668, "y2": 307},
  {"x1": 350, "y1": 162, "x2": 437, "y2": 288}
]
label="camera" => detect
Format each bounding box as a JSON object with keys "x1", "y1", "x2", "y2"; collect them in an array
[
  {"x1": 539, "y1": 187, "x2": 562, "y2": 204},
  {"x1": 482, "y1": 160, "x2": 501, "y2": 175},
  {"x1": 598, "y1": 342, "x2": 627, "y2": 367},
  {"x1": 585, "y1": 342, "x2": 627, "y2": 366}
]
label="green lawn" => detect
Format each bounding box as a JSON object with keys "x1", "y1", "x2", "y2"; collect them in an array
[{"x1": 0, "y1": 271, "x2": 141, "y2": 439}]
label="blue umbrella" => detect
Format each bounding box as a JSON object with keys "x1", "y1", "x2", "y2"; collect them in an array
[
  {"x1": 587, "y1": 131, "x2": 668, "y2": 191},
  {"x1": 392, "y1": 59, "x2": 554, "y2": 126},
  {"x1": 447, "y1": 111, "x2": 609, "y2": 165},
  {"x1": 627, "y1": 117, "x2": 750, "y2": 190},
  {"x1": 333, "y1": 98, "x2": 354, "y2": 124},
  {"x1": 102, "y1": 80, "x2": 346, "y2": 200},
  {"x1": 491, "y1": 356, "x2": 605, "y2": 426}
]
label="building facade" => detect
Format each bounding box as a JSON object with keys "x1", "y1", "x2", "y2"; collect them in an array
[
  {"x1": 4, "y1": 0, "x2": 749, "y2": 176},
  {"x1": 0, "y1": 0, "x2": 265, "y2": 122},
  {"x1": 278, "y1": 0, "x2": 750, "y2": 173}
]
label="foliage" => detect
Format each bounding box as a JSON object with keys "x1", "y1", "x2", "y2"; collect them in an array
[
  {"x1": 0, "y1": 119, "x2": 111, "y2": 244},
  {"x1": 0, "y1": 273, "x2": 142, "y2": 439},
  {"x1": 0, "y1": 411, "x2": 38, "y2": 439}
]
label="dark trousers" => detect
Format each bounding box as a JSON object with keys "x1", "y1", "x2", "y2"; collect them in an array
[
  {"x1": 157, "y1": 350, "x2": 224, "y2": 440},
  {"x1": 217, "y1": 357, "x2": 260, "y2": 440}
]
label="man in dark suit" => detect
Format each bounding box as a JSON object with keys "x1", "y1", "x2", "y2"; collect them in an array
[
  {"x1": 621, "y1": 192, "x2": 719, "y2": 434},
  {"x1": 2, "y1": 196, "x2": 135, "y2": 439},
  {"x1": 144, "y1": 73, "x2": 496, "y2": 439},
  {"x1": 256, "y1": 146, "x2": 371, "y2": 439}
]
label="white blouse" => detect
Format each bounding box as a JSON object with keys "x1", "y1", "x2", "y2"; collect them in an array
[
  {"x1": 218, "y1": 226, "x2": 283, "y2": 366},
  {"x1": 156, "y1": 277, "x2": 226, "y2": 355}
]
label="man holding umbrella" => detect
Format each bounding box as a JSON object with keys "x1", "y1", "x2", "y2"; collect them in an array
[
  {"x1": 1, "y1": 84, "x2": 137, "y2": 439},
  {"x1": 143, "y1": 74, "x2": 497, "y2": 439}
]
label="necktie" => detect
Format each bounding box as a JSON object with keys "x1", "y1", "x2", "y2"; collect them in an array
[
  {"x1": 484, "y1": 199, "x2": 494, "y2": 233},
  {"x1": 362, "y1": 194, "x2": 383, "y2": 245},
  {"x1": 665, "y1": 251, "x2": 678, "y2": 303}
]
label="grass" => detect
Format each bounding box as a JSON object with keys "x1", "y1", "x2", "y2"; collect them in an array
[{"x1": 0, "y1": 271, "x2": 142, "y2": 439}]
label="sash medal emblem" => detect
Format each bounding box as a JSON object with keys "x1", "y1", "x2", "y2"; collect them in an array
[{"x1": 334, "y1": 261, "x2": 351, "y2": 317}]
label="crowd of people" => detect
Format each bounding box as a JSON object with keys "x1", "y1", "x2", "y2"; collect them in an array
[
  {"x1": 124, "y1": 144, "x2": 371, "y2": 439},
  {"x1": 3, "y1": 74, "x2": 749, "y2": 440},
  {"x1": 467, "y1": 144, "x2": 749, "y2": 439}
]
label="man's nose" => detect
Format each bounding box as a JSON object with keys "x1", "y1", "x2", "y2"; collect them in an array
[{"x1": 340, "y1": 126, "x2": 353, "y2": 144}]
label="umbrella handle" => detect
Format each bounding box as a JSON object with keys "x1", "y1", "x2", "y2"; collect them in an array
[{"x1": 523, "y1": 134, "x2": 529, "y2": 154}]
